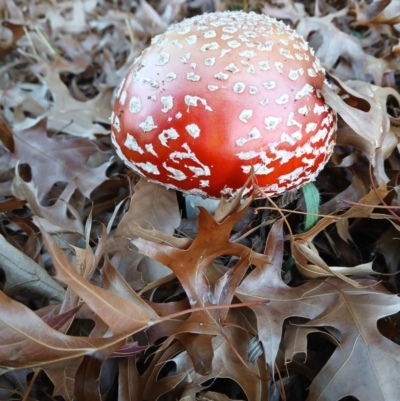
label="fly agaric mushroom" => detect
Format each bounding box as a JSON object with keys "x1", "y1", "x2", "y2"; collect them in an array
[{"x1": 111, "y1": 11, "x2": 337, "y2": 199}]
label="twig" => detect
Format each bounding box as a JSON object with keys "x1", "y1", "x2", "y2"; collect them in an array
[
  {"x1": 124, "y1": 18, "x2": 135, "y2": 48},
  {"x1": 23, "y1": 26, "x2": 37, "y2": 56},
  {"x1": 275, "y1": 363, "x2": 287, "y2": 401},
  {"x1": 148, "y1": 300, "x2": 270, "y2": 326},
  {"x1": 255, "y1": 206, "x2": 338, "y2": 219},
  {"x1": 338, "y1": 198, "x2": 400, "y2": 210},
  {"x1": 34, "y1": 26, "x2": 58, "y2": 55},
  {"x1": 22, "y1": 369, "x2": 40, "y2": 401},
  {"x1": 369, "y1": 162, "x2": 400, "y2": 223}
]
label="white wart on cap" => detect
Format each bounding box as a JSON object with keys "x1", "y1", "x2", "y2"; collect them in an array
[{"x1": 111, "y1": 11, "x2": 337, "y2": 199}]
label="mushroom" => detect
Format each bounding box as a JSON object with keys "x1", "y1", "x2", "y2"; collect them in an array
[{"x1": 111, "y1": 11, "x2": 337, "y2": 199}]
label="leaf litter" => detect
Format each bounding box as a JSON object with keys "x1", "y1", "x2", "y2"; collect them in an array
[{"x1": 2, "y1": 0, "x2": 400, "y2": 400}]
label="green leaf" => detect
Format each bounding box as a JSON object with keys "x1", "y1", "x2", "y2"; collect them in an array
[{"x1": 302, "y1": 182, "x2": 320, "y2": 231}]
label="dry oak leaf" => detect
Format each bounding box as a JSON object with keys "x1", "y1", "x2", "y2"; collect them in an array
[
  {"x1": 0, "y1": 21, "x2": 24, "y2": 57},
  {"x1": 12, "y1": 168, "x2": 83, "y2": 234},
  {"x1": 0, "y1": 0, "x2": 24, "y2": 24},
  {"x1": 101, "y1": 256, "x2": 159, "y2": 321},
  {"x1": 109, "y1": 178, "x2": 181, "y2": 283},
  {"x1": 282, "y1": 325, "x2": 338, "y2": 366},
  {"x1": 54, "y1": 220, "x2": 108, "y2": 335},
  {"x1": 45, "y1": 0, "x2": 89, "y2": 35},
  {"x1": 0, "y1": 112, "x2": 14, "y2": 152},
  {"x1": 11, "y1": 119, "x2": 111, "y2": 200},
  {"x1": 0, "y1": 289, "x2": 130, "y2": 369},
  {"x1": 131, "y1": 196, "x2": 264, "y2": 308},
  {"x1": 131, "y1": 196, "x2": 268, "y2": 374},
  {"x1": 305, "y1": 279, "x2": 400, "y2": 401},
  {"x1": 173, "y1": 315, "x2": 269, "y2": 401},
  {"x1": 323, "y1": 77, "x2": 399, "y2": 183},
  {"x1": 40, "y1": 68, "x2": 113, "y2": 139},
  {"x1": 115, "y1": 179, "x2": 181, "y2": 239},
  {"x1": 16, "y1": 64, "x2": 113, "y2": 138},
  {"x1": 237, "y1": 222, "x2": 400, "y2": 401},
  {"x1": 296, "y1": 9, "x2": 391, "y2": 84},
  {"x1": 354, "y1": 0, "x2": 392, "y2": 23},
  {"x1": 40, "y1": 223, "x2": 156, "y2": 336},
  {"x1": 118, "y1": 342, "x2": 187, "y2": 401},
  {"x1": 0, "y1": 234, "x2": 65, "y2": 301},
  {"x1": 262, "y1": 0, "x2": 307, "y2": 25},
  {"x1": 43, "y1": 358, "x2": 82, "y2": 401},
  {"x1": 236, "y1": 220, "x2": 339, "y2": 371},
  {"x1": 119, "y1": 314, "x2": 267, "y2": 401},
  {"x1": 319, "y1": 172, "x2": 371, "y2": 215},
  {"x1": 364, "y1": 0, "x2": 400, "y2": 24},
  {"x1": 0, "y1": 231, "x2": 156, "y2": 370}
]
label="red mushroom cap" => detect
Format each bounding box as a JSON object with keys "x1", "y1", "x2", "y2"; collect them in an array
[{"x1": 111, "y1": 11, "x2": 337, "y2": 198}]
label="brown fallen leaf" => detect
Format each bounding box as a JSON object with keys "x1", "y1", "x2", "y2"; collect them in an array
[
  {"x1": 0, "y1": 234, "x2": 65, "y2": 301},
  {"x1": 114, "y1": 179, "x2": 181, "y2": 240},
  {"x1": 39, "y1": 221, "x2": 156, "y2": 335},
  {"x1": 236, "y1": 220, "x2": 338, "y2": 371},
  {"x1": 375, "y1": 226, "x2": 400, "y2": 291},
  {"x1": 0, "y1": 288, "x2": 126, "y2": 369},
  {"x1": 0, "y1": 21, "x2": 25, "y2": 57},
  {"x1": 1, "y1": 0, "x2": 24, "y2": 23},
  {"x1": 261, "y1": 0, "x2": 307, "y2": 25},
  {"x1": 118, "y1": 343, "x2": 188, "y2": 401},
  {"x1": 0, "y1": 198, "x2": 26, "y2": 213},
  {"x1": 319, "y1": 172, "x2": 370, "y2": 215},
  {"x1": 11, "y1": 119, "x2": 111, "y2": 200},
  {"x1": 110, "y1": 179, "x2": 181, "y2": 283},
  {"x1": 368, "y1": 0, "x2": 400, "y2": 24},
  {"x1": 0, "y1": 112, "x2": 14, "y2": 152},
  {"x1": 38, "y1": 67, "x2": 113, "y2": 138},
  {"x1": 12, "y1": 168, "x2": 83, "y2": 233},
  {"x1": 297, "y1": 9, "x2": 391, "y2": 84},
  {"x1": 174, "y1": 315, "x2": 269, "y2": 401},
  {"x1": 322, "y1": 78, "x2": 398, "y2": 183},
  {"x1": 305, "y1": 279, "x2": 400, "y2": 401},
  {"x1": 44, "y1": 358, "x2": 82, "y2": 401},
  {"x1": 9, "y1": 62, "x2": 113, "y2": 138},
  {"x1": 132, "y1": 201, "x2": 266, "y2": 308},
  {"x1": 236, "y1": 220, "x2": 400, "y2": 400},
  {"x1": 2, "y1": 0, "x2": 400, "y2": 399},
  {"x1": 282, "y1": 325, "x2": 338, "y2": 365},
  {"x1": 44, "y1": 0, "x2": 88, "y2": 35},
  {"x1": 131, "y1": 195, "x2": 268, "y2": 374},
  {"x1": 354, "y1": 0, "x2": 392, "y2": 23},
  {"x1": 136, "y1": 0, "x2": 168, "y2": 36},
  {"x1": 101, "y1": 256, "x2": 159, "y2": 320},
  {"x1": 197, "y1": 391, "x2": 245, "y2": 401},
  {"x1": 55, "y1": 218, "x2": 106, "y2": 334}
]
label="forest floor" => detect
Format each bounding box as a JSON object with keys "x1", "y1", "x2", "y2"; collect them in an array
[{"x1": 1, "y1": 0, "x2": 400, "y2": 400}]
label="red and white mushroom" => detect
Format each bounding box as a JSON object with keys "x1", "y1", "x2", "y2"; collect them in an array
[{"x1": 111, "y1": 11, "x2": 337, "y2": 199}]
